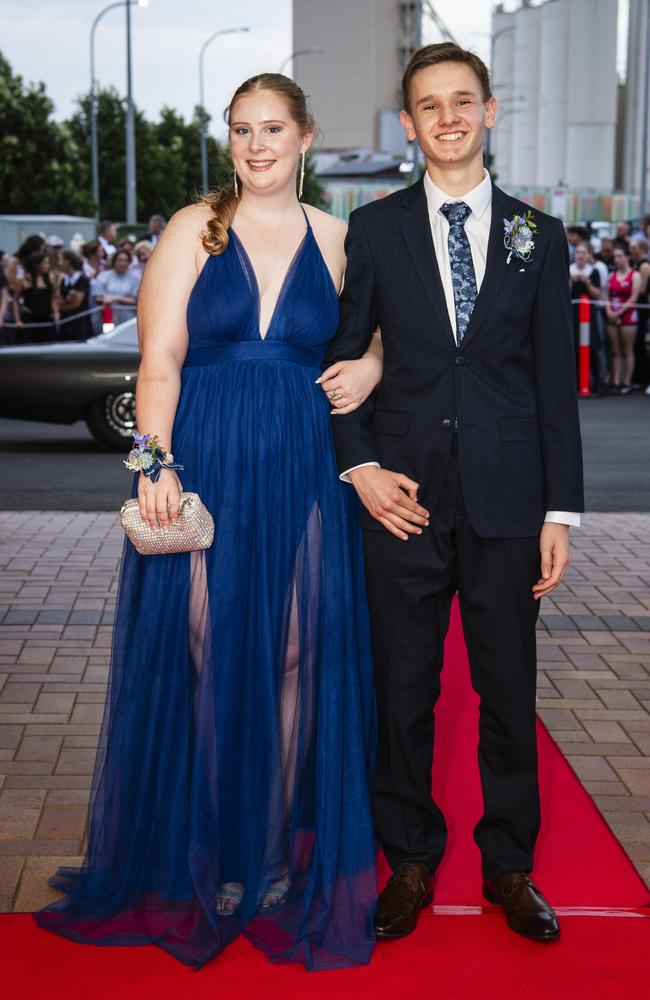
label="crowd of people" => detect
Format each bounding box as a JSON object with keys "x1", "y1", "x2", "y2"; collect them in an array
[
  {"x1": 1, "y1": 208, "x2": 649, "y2": 398},
  {"x1": 567, "y1": 215, "x2": 650, "y2": 396},
  {"x1": 0, "y1": 214, "x2": 167, "y2": 345}
]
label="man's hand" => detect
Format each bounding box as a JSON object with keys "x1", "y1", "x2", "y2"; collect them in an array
[
  {"x1": 532, "y1": 523, "x2": 571, "y2": 600},
  {"x1": 349, "y1": 466, "x2": 429, "y2": 540}
]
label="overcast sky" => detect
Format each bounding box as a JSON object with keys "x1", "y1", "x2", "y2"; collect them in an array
[{"x1": 3, "y1": 0, "x2": 629, "y2": 139}]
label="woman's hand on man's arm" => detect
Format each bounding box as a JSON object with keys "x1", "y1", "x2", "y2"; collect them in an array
[{"x1": 317, "y1": 328, "x2": 383, "y2": 414}]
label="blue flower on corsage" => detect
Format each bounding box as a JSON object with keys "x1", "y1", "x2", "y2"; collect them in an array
[
  {"x1": 124, "y1": 433, "x2": 184, "y2": 483},
  {"x1": 504, "y1": 210, "x2": 538, "y2": 264}
]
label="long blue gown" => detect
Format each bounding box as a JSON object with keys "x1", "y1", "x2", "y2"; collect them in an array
[{"x1": 35, "y1": 210, "x2": 378, "y2": 970}]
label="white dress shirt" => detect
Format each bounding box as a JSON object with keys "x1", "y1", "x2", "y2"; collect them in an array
[{"x1": 341, "y1": 169, "x2": 580, "y2": 528}]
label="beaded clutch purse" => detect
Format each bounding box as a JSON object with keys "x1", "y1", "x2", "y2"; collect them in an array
[{"x1": 120, "y1": 492, "x2": 215, "y2": 555}]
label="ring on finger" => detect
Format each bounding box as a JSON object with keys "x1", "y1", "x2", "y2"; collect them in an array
[{"x1": 331, "y1": 391, "x2": 344, "y2": 402}]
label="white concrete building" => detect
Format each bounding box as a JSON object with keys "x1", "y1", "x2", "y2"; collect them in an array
[
  {"x1": 292, "y1": 0, "x2": 419, "y2": 152},
  {"x1": 623, "y1": 0, "x2": 650, "y2": 195},
  {"x1": 492, "y1": 0, "x2": 619, "y2": 191}
]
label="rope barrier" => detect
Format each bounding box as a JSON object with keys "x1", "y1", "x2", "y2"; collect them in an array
[{"x1": 1, "y1": 304, "x2": 137, "y2": 330}]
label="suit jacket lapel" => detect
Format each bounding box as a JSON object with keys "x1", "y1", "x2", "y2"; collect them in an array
[
  {"x1": 460, "y1": 184, "x2": 512, "y2": 351},
  {"x1": 398, "y1": 179, "x2": 456, "y2": 350}
]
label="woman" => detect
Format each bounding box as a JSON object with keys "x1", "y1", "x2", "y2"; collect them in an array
[
  {"x1": 0, "y1": 253, "x2": 9, "y2": 344},
  {"x1": 56, "y1": 251, "x2": 93, "y2": 341},
  {"x1": 92, "y1": 248, "x2": 140, "y2": 326},
  {"x1": 570, "y1": 241, "x2": 606, "y2": 393},
  {"x1": 630, "y1": 237, "x2": 650, "y2": 389},
  {"x1": 129, "y1": 239, "x2": 153, "y2": 278},
  {"x1": 605, "y1": 243, "x2": 642, "y2": 394},
  {"x1": 35, "y1": 74, "x2": 386, "y2": 971},
  {"x1": 81, "y1": 239, "x2": 106, "y2": 280},
  {"x1": 12, "y1": 251, "x2": 58, "y2": 343},
  {"x1": 6, "y1": 234, "x2": 45, "y2": 293}
]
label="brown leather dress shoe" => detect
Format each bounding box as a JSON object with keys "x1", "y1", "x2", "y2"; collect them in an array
[
  {"x1": 483, "y1": 871, "x2": 560, "y2": 942},
  {"x1": 374, "y1": 861, "x2": 433, "y2": 939}
]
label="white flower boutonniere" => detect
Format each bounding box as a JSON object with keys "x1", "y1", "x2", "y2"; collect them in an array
[{"x1": 504, "y1": 210, "x2": 538, "y2": 265}]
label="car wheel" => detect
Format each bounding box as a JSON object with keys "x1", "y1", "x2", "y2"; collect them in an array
[{"x1": 86, "y1": 392, "x2": 136, "y2": 450}]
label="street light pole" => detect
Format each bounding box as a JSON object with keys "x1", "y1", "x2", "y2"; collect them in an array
[
  {"x1": 278, "y1": 48, "x2": 324, "y2": 77},
  {"x1": 640, "y1": 0, "x2": 650, "y2": 215},
  {"x1": 198, "y1": 27, "x2": 250, "y2": 193},
  {"x1": 91, "y1": 2, "x2": 124, "y2": 221},
  {"x1": 89, "y1": 0, "x2": 148, "y2": 223},
  {"x1": 125, "y1": 0, "x2": 136, "y2": 224}
]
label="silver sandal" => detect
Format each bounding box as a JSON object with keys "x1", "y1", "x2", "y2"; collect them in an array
[
  {"x1": 215, "y1": 881, "x2": 245, "y2": 915},
  {"x1": 261, "y1": 875, "x2": 290, "y2": 909}
]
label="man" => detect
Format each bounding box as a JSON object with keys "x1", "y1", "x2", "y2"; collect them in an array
[
  {"x1": 565, "y1": 224, "x2": 587, "y2": 264},
  {"x1": 147, "y1": 214, "x2": 167, "y2": 246},
  {"x1": 615, "y1": 220, "x2": 631, "y2": 253},
  {"x1": 98, "y1": 220, "x2": 118, "y2": 259},
  {"x1": 598, "y1": 235, "x2": 616, "y2": 272},
  {"x1": 323, "y1": 43, "x2": 583, "y2": 944}
]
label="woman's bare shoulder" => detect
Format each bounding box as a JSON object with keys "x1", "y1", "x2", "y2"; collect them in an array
[
  {"x1": 164, "y1": 202, "x2": 214, "y2": 238},
  {"x1": 303, "y1": 204, "x2": 347, "y2": 251}
]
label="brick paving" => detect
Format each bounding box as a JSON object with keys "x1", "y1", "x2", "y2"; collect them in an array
[{"x1": 0, "y1": 510, "x2": 649, "y2": 912}]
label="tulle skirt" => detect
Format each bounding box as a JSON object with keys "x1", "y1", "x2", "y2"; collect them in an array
[{"x1": 35, "y1": 358, "x2": 378, "y2": 970}]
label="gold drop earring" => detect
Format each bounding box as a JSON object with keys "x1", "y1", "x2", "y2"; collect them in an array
[
  {"x1": 233, "y1": 169, "x2": 239, "y2": 198},
  {"x1": 298, "y1": 150, "x2": 306, "y2": 200}
]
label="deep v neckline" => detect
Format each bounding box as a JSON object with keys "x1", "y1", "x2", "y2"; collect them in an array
[{"x1": 230, "y1": 212, "x2": 311, "y2": 341}]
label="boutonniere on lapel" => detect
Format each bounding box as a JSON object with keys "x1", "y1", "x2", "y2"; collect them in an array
[{"x1": 503, "y1": 210, "x2": 538, "y2": 265}]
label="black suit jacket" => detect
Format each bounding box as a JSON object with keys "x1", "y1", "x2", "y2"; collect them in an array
[{"x1": 323, "y1": 178, "x2": 584, "y2": 538}]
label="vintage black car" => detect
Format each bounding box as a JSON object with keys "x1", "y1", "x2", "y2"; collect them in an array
[{"x1": 0, "y1": 319, "x2": 139, "y2": 449}]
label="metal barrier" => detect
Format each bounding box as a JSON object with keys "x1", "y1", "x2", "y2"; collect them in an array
[{"x1": 570, "y1": 297, "x2": 649, "y2": 397}]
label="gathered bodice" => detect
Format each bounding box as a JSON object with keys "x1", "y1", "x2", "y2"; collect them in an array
[{"x1": 185, "y1": 212, "x2": 339, "y2": 366}]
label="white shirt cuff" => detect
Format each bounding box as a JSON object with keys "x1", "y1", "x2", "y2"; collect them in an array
[
  {"x1": 340, "y1": 462, "x2": 380, "y2": 483},
  {"x1": 544, "y1": 511, "x2": 581, "y2": 527}
]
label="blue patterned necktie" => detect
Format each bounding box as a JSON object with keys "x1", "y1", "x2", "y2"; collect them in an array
[{"x1": 440, "y1": 201, "x2": 477, "y2": 344}]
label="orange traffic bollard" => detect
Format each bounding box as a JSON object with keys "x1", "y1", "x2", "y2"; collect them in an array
[
  {"x1": 578, "y1": 295, "x2": 591, "y2": 397},
  {"x1": 102, "y1": 304, "x2": 114, "y2": 333}
]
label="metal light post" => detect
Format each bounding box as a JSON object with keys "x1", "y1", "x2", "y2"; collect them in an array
[
  {"x1": 89, "y1": 0, "x2": 149, "y2": 222},
  {"x1": 640, "y1": 0, "x2": 650, "y2": 215},
  {"x1": 198, "y1": 27, "x2": 250, "y2": 194},
  {"x1": 278, "y1": 48, "x2": 324, "y2": 77}
]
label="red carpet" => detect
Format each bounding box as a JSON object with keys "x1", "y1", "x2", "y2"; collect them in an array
[{"x1": 3, "y1": 603, "x2": 648, "y2": 999}]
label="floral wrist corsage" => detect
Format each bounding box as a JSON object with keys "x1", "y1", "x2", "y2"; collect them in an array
[{"x1": 123, "y1": 432, "x2": 184, "y2": 483}]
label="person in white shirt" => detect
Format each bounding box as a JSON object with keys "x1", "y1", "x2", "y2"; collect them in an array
[
  {"x1": 92, "y1": 248, "x2": 140, "y2": 327},
  {"x1": 97, "y1": 220, "x2": 118, "y2": 258},
  {"x1": 147, "y1": 214, "x2": 166, "y2": 246}
]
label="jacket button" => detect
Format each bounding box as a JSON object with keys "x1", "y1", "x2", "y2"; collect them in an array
[
  {"x1": 441, "y1": 419, "x2": 452, "y2": 429},
  {"x1": 454, "y1": 355, "x2": 466, "y2": 366}
]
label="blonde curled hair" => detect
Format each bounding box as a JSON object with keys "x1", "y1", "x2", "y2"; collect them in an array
[{"x1": 201, "y1": 73, "x2": 315, "y2": 256}]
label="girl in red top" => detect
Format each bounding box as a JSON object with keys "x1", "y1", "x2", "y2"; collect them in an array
[{"x1": 606, "y1": 244, "x2": 642, "y2": 394}]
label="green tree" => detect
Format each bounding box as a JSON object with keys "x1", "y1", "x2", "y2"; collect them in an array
[
  {"x1": 0, "y1": 49, "x2": 326, "y2": 221},
  {"x1": 301, "y1": 151, "x2": 327, "y2": 210},
  {"x1": 68, "y1": 92, "x2": 233, "y2": 222},
  {"x1": 68, "y1": 87, "x2": 151, "y2": 222},
  {"x1": 0, "y1": 50, "x2": 92, "y2": 215}
]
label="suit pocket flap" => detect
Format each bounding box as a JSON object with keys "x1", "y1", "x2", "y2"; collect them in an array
[
  {"x1": 500, "y1": 416, "x2": 540, "y2": 441},
  {"x1": 371, "y1": 410, "x2": 410, "y2": 436}
]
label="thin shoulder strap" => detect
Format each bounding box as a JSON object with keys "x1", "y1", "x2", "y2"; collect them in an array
[{"x1": 300, "y1": 204, "x2": 311, "y2": 230}]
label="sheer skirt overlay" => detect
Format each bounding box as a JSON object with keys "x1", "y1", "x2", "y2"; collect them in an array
[{"x1": 36, "y1": 359, "x2": 377, "y2": 970}]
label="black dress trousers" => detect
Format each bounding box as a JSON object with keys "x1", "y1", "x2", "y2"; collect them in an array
[{"x1": 363, "y1": 434, "x2": 542, "y2": 881}]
